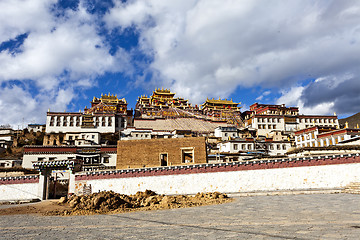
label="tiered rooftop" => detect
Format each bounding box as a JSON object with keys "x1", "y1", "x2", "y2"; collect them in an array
[
  {"x1": 135, "y1": 88, "x2": 244, "y2": 127},
  {"x1": 87, "y1": 93, "x2": 128, "y2": 115}
]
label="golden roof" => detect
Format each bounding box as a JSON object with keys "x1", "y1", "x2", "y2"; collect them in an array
[
  {"x1": 202, "y1": 98, "x2": 240, "y2": 105},
  {"x1": 153, "y1": 88, "x2": 175, "y2": 95},
  {"x1": 93, "y1": 93, "x2": 127, "y2": 104}
]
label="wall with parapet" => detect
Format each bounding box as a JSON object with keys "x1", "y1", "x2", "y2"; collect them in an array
[
  {"x1": 75, "y1": 153, "x2": 360, "y2": 195},
  {"x1": 0, "y1": 176, "x2": 40, "y2": 201},
  {"x1": 3, "y1": 153, "x2": 360, "y2": 201}
]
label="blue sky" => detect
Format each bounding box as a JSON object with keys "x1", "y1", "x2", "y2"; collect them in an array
[{"x1": 1, "y1": 0, "x2": 360, "y2": 127}]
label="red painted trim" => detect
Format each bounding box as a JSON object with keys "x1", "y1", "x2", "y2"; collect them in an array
[
  {"x1": 318, "y1": 129, "x2": 360, "y2": 138},
  {"x1": 297, "y1": 115, "x2": 338, "y2": 119},
  {"x1": 0, "y1": 177, "x2": 39, "y2": 185},
  {"x1": 24, "y1": 147, "x2": 78, "y2": 153},
  {"x1": 47, "y1": 112, "x2": 82, "y2": 116},
  {"x1": 254, "y1": 115, "x2": 284, "y2": 118},
  {"x1": 23, "y1": 146, "x2": 117, "y2": 154},
  {"x1": 76, "y1": 155, "x2": 360, "y2": 181}
]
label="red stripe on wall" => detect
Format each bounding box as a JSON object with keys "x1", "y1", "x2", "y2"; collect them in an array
[
  {"x1": 76, "y1": 155, "x2": 360, "y2": 181},
  {"x1": 0, "y1": 177, "x2": 39, "y2": 185}
]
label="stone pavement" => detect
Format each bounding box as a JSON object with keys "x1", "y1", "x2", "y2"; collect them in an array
[{"x1": 0, "y1": 193, "x2": 360, "y2": 239}]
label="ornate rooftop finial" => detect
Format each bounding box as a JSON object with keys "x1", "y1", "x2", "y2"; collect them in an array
[{"x1": 345, "y1": 121, "x2": 349, "y2": 128}]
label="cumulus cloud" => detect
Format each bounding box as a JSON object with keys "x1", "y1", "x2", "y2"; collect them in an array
[
  {"x1": 0, "y1": 85, "x2": 74, "y2": 127},
  {"x1": 0, "y1": 0, "x2": 55, "y2": 43},
  {"x1": 105, "y1": 0, "x2": 360, "y2": 113},
  {"x1": 276, "y1": 73, "x2": 360, "y2": 116},
  {"x1": 0, "y1": 0, "x2": 132, "y2": 126},
  {"x1": 255, "y1": 90, "x2": 271, "y2": 101}
]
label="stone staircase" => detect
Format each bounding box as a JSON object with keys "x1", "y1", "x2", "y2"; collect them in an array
[{"x1": 343, "y1": 182, "x2": 360, "y2": 194}]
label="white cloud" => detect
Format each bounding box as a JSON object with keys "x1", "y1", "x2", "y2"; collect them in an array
[
  {"x1": 0, "y1": 85, "x2": 74, "y2": 127},
  {"x1": 276, "y1": 85, "x2": 335, "y2": 115},
  {"x1": 255, "y1": 90, "x2": 271, "y2": 101},
  {"x1": 0, "y1": 0, "x2": 55, "y2": 43},
  {"x1": 0, "y1": 0, "x2": 133, "y2": 126},
  {"x1": 105, "y1": 0, "x2": 360, "y2": 110}
]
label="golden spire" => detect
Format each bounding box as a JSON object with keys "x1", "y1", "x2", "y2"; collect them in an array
[{"x1": 345, "y1": 121, "x2": 349, "y2": 128}]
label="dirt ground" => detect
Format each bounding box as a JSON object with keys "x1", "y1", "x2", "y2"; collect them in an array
[
  {"x1": 0, "y1": 190, "x2": 233, "y2": 216},
  {"x1": 0, "y1": 200, "x2": 72, "y2": 216}
]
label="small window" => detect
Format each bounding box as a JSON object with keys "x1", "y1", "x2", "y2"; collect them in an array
[
  {"x1": 160, "y1": 153, "x2": 168, "y2": 166},
  {"x1": 103, "y1": 157, "x2": 110, "y2": 163},
  {"x1": 181, "y1": 148, "x2": 194, "y2": 163},
  {"x1": 233, "y1": 144, "x2": 238, "y2": 150}
]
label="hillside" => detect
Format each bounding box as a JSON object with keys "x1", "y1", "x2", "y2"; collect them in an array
[
  {"x1": 0, "y1": 130, "x2": 44, "y2": 159},
  {"x1": 339, "y1": 112, "x2": 360, "y2": 128}
]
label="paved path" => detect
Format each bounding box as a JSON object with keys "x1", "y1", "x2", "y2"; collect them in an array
[{"x1": 1, "y1": 193, "x2": 360, "y2": 239}]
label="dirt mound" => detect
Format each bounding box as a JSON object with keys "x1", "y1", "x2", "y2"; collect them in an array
[{"x1": 47, "y1": 190, "x2": 232, "y2": 216}]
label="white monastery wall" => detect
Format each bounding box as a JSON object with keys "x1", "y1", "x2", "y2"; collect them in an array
[
  {"x1": 76, "y1": 163, "x2": 360, "y2": 195},
  {"x1": 0, "y1": 182, "x2": 40, "y2": 201}
]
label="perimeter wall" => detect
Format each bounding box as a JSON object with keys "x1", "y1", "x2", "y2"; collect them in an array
[
  {"x1": 75, "y1": 154, "x2": 360, "y2": 195},
  {"x1": 0, "y1": 176, "x2": 40, "y2": 201}
]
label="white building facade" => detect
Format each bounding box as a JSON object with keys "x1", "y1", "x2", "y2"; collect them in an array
[
  {"x1": 218, "y1": 140, "x2": 292, "y2": 156},
  {"x1": 22, "y1": 145, "x2": 117, "y2": 171},
  {"x1": 295, "y1": 127, "x2": 360, "y2": 148}
]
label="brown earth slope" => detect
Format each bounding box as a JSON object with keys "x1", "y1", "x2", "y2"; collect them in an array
[{"x1": 0, "y1": 190, "x2": 233, "y2": 216}]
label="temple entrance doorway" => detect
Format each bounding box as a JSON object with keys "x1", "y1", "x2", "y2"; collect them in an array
[
  {"x1": 48, "y1": 171, "x2": 70, "y2": 199},
  {"x1": 33, "y1": 159, "x2": 82, "y2": 200}
]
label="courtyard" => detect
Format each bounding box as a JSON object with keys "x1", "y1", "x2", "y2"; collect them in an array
[{"x1": 1, "y1": 193, "x2": 360, "y2": 239}]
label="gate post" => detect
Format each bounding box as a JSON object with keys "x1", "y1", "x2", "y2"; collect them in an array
[
  {"x1": 68, "y1": 171, "x2": 76, "y2": 196},
  {"x1": 38, "y1": 169, "x2": 49, "y2": 200}
]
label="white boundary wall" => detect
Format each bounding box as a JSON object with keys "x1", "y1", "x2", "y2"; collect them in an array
[
  {"x1": 76, "y1": 163, "x2": 360, "y2": 195},
  {"x1": 0, "y1": 182, "x2": 41, "y2": 201}
]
